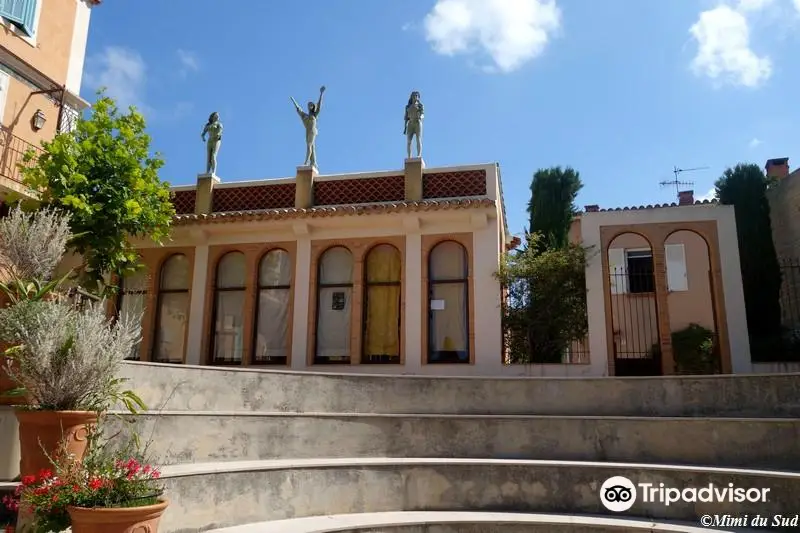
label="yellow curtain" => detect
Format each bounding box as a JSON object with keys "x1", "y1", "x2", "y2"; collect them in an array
[{"x1": 365, "y1": 246, "x2": 401, "y2": 356}]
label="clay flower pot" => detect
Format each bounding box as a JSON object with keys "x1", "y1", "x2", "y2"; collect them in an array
[
  {"x1": 68, "y1": 499, "x2": 168, "y2": 533},
  {"x1": 14, "y1": 410, "x2": 98, "y2": 477}
]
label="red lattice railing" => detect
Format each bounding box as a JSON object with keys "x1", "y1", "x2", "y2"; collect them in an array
[
  {"x1": 314, "y1": 175, "x2": 405, "y2": 206},
  {"x1": 212, "y1": 183, "x2": 296, "y2": 212},
  {"x1": 171, "y1": 190, "x2": 196, "y2": 214},
  {"x1": 423, "y1": 170, "x2": 486, "y2": 199},
  {"x1": 0, "y1": 127, "x2": 43, "y2": 185}
]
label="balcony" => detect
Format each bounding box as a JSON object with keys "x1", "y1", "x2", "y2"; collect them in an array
[{"x1": 0, "y1": 126, "x2": 42, "y2": 194}]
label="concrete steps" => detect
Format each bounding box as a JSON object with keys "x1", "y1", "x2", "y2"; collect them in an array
[
  {"x1": 154, "y1": 458, "x2": 799, "y2": 532},
  {"x1": 113, "y1": 411, "x2": 800, "y2": 469},
  {"x1": 206, "y1": 511, "x2": 756, "y2": 532},
  {"x1": 120, "y1": 362, "x2": 800, "y2": 417}
]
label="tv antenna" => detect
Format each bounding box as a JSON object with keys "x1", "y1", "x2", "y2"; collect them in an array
[{"x1": 659, "y1": 166, "x2": 709, "y2": 198}]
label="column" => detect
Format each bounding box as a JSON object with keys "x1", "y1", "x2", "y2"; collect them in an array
[
  {"x1": 291, "y1": 234, "x2": 312, "y2": 369},
  {"x1": 404, "y1": 227, "x2": 423, "y2": 371},
  {"x1": 295, "y1": 166, "x2": 317, "y2": 209},
  {"x1": 184, "y1": 244, "x2": 209, "y2": 365}
]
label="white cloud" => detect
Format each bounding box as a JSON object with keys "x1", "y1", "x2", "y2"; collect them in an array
[
  {"x1": 176, "y1": 49, "x2": 200, "y2": 75},
  {"x1": 423, "y1": 0, "x2": 561, "y2": 73},
  {"x1": 689, "y1": 4, "x2": 772, "y2": 87},
  {"x1": 698, "y1": 188, "x2": 717, "y2": 202},
  {"x1": 736, "y1": 0, "x2": 774, "y2": 12},
  {"x1": 84, "y1": 46, "x2": 147, "y2": 110},
  {"x1": 749, "y1": 137, "x2": 763, "y2": 148},
  {"x1": 794, "y1": 0, "x2": 800, "y2": 12}
]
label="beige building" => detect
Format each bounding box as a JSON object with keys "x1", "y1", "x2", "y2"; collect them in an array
[
  {"x1": 121, "y1": 162, "x2": 768, "y2": 377},
  {"x1": 0, "y1": 0, "x2": 93, "y2": 205},
  {"x1": 124, "y1": 161, "x2": 513, "y2": 375}
]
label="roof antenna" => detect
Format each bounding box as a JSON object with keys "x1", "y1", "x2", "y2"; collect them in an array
[{"x1": 659, "y1": 165, "x2": 709, "y2": 199}]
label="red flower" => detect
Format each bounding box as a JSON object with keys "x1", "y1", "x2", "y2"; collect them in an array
[
  {"x1": 37, "y1": 469, "x2": 52, "y2": 480},
  {"x1": 88, "y1": 478, "x2": 103, "y2": 490},
  {"x1": 20, "y1": 475, "x2": 36, "y2": 486}
]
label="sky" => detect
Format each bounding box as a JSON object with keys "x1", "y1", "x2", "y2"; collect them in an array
[{"x1": 81, "y1": 0, "x2": 800, "y2": 237}]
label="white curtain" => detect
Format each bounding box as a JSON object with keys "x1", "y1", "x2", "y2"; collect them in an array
[
  {"x1": 119, "y1": 269, "x2": 149, "y2": 360},
  {"x1": 255, "y1": 288, "x2": 290, "y2": 362},
  {"x1": 430, "y1": 283, "x2": 468, "y2": 361},
  {"x1": 213, "y1": 291, "x2": 246, "y2": 363},
  {"x1": 155, "y1": 292, "x2": 188, "y2": 363},
  {"x1": 154, "y1": 255, "x2": 190, "y2": 363},
  {"x1": 316, "y1": 247, "x2": 353, "y2": 361},
  {"x1": 429, "y1": 242, "x2": 468, "y2": 362},
  {"x1": 316, "y1": 287, "x2": 352, "y2": 360}
]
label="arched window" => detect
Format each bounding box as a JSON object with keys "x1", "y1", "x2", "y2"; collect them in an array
[
  {"x1": 117, "y1": 268, "x2": 149, "y2": 360},
  {"x1": 362, "y1": 244, "x2": 402, "y2": 364},
  {"x1": 210, "y1": 251, "x2": 247, "y2": 365},
  {"x1": 314, "y1": 246, "x2": 353, "y2": 364},
  {"x1": 153, "y1": 254, "x2": 190, "y2": 363},
  {"x1": 253, "y1": 249, "x2": 292, "y2": 365},
  {"x1": 427, "y1": 241, "x2": 469, "y2": 364}
]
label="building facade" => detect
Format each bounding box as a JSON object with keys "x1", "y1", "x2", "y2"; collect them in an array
[
  {"x1": 124, "y1": 161, "x2": 513, "y2": 375},
  {"x1": 0, "y1": 0, "x2": 93, "y2": 203}
]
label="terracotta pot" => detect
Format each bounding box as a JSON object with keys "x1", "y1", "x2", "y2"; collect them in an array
[
  {"x1": 14, "y1": 410, "x2": 98, "y2": 477},
  {"x1": 68, "y1": 499, "x2": 168, "y2": 533}
]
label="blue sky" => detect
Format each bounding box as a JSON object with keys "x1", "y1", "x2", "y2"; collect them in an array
[{"x1": 81, "y1": 0, "x2": 799, "y2": 236}]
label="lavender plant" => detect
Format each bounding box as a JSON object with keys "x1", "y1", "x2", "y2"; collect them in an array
[{"x1": 0, "y1": 207, "x2": 145, "y2": 413}]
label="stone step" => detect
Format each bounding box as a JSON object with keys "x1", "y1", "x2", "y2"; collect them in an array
[
  {"x1": 153, "y1": 458, "x2": 800, "y2": 532},
  {"x1": 110, "y1": 411, "x2": 800, "y2": 470},
  {"x1": 121, "y1": 362, "x2": 800, "y2": 417},
  {"x1": 206, "y1": 511, "x2": 758, "y2": 532}
]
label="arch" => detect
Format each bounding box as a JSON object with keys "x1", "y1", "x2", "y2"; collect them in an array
[
  {"x1": 605, "y1": 232, "x2": 660, "y2": 376},
  {"x1": 253, "y1": 248, "x2": 293, "y2": 365},
  {"x1": 427, "y1": 240, "x2": 469, "y2": 364},
  {"x1": 663, "y1": 229, "x2": 720, "y2": 374},
  {"x1": 210, "y1": 251, "x2": 247, "y2": 365},
  {"x1": 314, "y1": 246, "x2": 354, "y2": 364},
  {"x1": 152, "y1": 253, "x2": 190, "y2": 363},
  {"x1": 362, "y1": 243, "x2": 402, "y2": 364},
  {"x1": 117, "y1": 267, "x2": 149, "y2": 360}
]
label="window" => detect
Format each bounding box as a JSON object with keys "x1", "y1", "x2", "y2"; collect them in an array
[
  {"x1": 0, "y1": 0, "x2": 39, "y2": 38},
  {"x1": 626, "y1": 250, "x2": 655, "y2": 294},
  {"x1": 427, "y1": 241, "x2": 469, "y2": 364},
  {"x1": 152, "y1": 254, "x2": 190, "y2": 363},
  {"x1": 362, "y1": 244, "x2": 402, "y2": 364},
  {"x1": 0, "y1": 70, "x2": 9, "y2": 125},
  {"x1": 210, "y1": 252, "x2": 247, "y2": 365},
  {"x1": 117, "y1": 269, "x2": 149, "y2": 361},
  {"x1": 665, "y1": 243, "x2": 688, "y2": 292},
  {"x1": 314, "y1": 247, "x2": 353, "y2": 364},
  {"x1": 253, "y1": 249, "x2": 292, "y2": 365}
]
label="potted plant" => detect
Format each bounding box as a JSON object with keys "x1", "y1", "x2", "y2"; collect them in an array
[
  {"x1": 7, "y1": 426, "x2": 168, "y2": 533},
  {"x1": 0, "y1": 207, "x2": 145, "y2": 478},
  {"x1": 1, "y1": 489, "x2": 17, "y2": 532}
]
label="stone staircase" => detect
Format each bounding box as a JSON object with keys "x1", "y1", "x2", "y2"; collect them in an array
[
  {"x1": 108, "y1": 362, "x2": 800, "y2": 532},
  {"x1": 4, "y1": 363, "x2": 800, "y2": 532}
]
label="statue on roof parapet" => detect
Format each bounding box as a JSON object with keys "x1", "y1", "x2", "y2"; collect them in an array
[
  {"x1": 201, "y1": 111, "x2": 223, "y2": 175},
  {"x1": 291, "y1": 85, "x2": 326, "y2": 169},
  {"x1": 404, "y1": 90, "x2": 424, "y2": 159}
]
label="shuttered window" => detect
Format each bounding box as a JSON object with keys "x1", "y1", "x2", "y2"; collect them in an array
[{"x1": 0, "y1": 0, "x2": 38, "y2": 37}]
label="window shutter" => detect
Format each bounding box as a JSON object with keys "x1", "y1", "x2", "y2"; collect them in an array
[
  {"x1": 0, "y1": 0, "x2": 37, "y2": 37},
  {"x1": 608, "y1": 248, "x2": 628, "y2": 295},
  {"x1": 0, "y1": 70, "x2": 9, "y2": 125},
  {"x1": 666, "y1": 243, "x2": 688, "y2": 292}
]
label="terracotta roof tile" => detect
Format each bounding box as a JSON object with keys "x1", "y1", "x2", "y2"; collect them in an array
[
  {"x1": 173, "y1": 198, "x2": 495, "y2": 226},
  {"x1": 580, "y1": 199, "x2": 718, "y2": 214}
]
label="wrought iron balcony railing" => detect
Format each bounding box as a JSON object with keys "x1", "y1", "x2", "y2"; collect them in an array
[{"x1": 0, "y1": 126, "x2": 43, "y2": 185}]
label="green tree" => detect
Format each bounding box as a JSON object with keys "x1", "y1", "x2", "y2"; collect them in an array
[
  {"x1": 527, "y1": 166, "x2": 583, "y2": 253},
  {"x1": 19, "y1": 93, "x2": 175, "y2": 291},
  {"x1": 497, "y1": 233, "x2": 589, "y2": 364},
  {"x1": 714, "y1": 163, "x2": 783, "y2": 358}
]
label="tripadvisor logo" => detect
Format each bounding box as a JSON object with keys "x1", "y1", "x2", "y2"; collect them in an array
[{"x1": 599, "y1": 476, "x2": 770, "y2": 512}]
